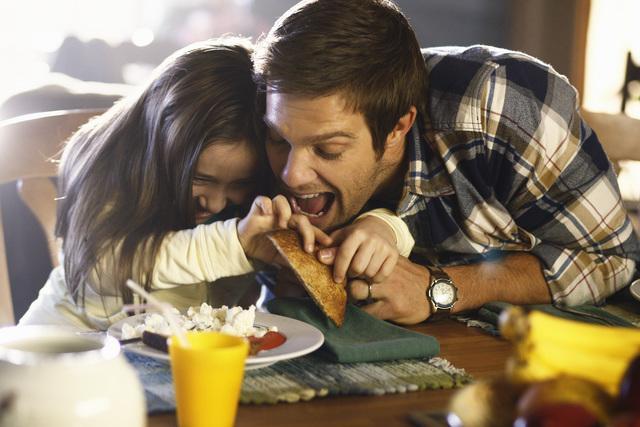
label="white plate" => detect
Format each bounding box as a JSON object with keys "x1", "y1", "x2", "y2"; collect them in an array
[
  {"x1": 630, "y1": 279, "x2": 640, "y2": 302},
  {"x1": 108, "y1": 312, "x2": 323, "y2": 370}
]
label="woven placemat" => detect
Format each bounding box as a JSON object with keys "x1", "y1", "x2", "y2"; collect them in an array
[{"x1": 125, "y1": 352, "x2": 471, "y2": 413}]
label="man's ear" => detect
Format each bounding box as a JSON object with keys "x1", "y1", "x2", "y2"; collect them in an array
[{"x1": 385, "y1": 106, "x2": 417, "y2": 151}]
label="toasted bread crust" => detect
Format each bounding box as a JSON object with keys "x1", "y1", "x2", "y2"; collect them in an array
[{"x1": 268, "y1": 229, "x2": 346, "y2": 326}]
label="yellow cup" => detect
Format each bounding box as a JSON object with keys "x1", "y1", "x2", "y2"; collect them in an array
[{"x1": 169, "y1": 332, "x2": 249, "y2": 427}]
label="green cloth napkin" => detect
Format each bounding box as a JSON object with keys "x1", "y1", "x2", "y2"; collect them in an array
[{"x1": 267, "y1": 297, "x2": 440, "y2": 363}]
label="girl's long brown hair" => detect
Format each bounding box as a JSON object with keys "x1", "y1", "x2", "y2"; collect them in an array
[{"x1": 56, "y1": 37, "x2": 263, "y2": 307}]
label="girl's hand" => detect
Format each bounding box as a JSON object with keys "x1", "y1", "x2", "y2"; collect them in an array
[
  {"x1": 237, "y1": 195, "x2": 331, "y2": 264},
  {"x1": 317, "y1": 216, "x2": 399, "y2": 284}
]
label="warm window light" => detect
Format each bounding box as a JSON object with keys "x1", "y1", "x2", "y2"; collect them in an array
[
  {"x1": 31, "y1": 32, "x2": 65, "y2": 54},
  {"x1": 131, "y1": 28, "x2": 154, "y2": 47},
  {"x1": 0, "y1": 59, "x2": 50, "y2": 107},
  {"x1": 584, "y1": 0, "x2": 640, "y2": 117}
]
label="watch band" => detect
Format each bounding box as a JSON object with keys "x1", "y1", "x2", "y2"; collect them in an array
[{"x1": 428, "y1": 265, "x2": 450, "y2": 285}]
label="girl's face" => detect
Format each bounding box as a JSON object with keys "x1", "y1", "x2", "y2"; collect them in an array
[{"x1": 192, "y1": 140, "x2": 258, "y2": 224}]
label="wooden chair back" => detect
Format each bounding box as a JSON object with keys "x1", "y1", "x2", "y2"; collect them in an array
[
  {"x1": 0, "y1": 109, "x2": 104, "y2": 325},
  {"x1": 582, "y1": 110, "x2": 640, "y2": 163}
]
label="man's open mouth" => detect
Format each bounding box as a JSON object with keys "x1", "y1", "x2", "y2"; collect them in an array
[{"x1": 290, "y1": 192, "x2": 335, "y2": 218}]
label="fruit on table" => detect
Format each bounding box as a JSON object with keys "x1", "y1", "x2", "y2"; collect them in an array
[
  {"x1": 448, "y1": 375, "x2": 526, "y2": 427},
  {"x1": 499, "y1": 307, "x2": 640, "y2": 396},
  {"x1": 618, "y1": 355, "x2": 640, "y2": 413},
  {"x1": 516, "y1": 377, "x2": 613, "y2": 424},
  {"x1": 499, "y1": 305, "x2": 529, "y2": 342},
  {"x1": 513, "y1": 403, "x2": 600, "y2": 427}
]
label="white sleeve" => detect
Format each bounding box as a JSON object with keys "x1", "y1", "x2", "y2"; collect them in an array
[
  {"x1": 150, "y1": 218, "x2": 254, "y2": 289},
  {"x1": 355, "y1": 208, "x2": 415, "y2": 257}
]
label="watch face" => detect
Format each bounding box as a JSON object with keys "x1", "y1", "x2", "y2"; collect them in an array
[{"x1": 432, "y1": 281, "x2": 455, "y2": 306}]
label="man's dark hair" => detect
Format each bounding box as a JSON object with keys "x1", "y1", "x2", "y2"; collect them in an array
[{"x1": 254, "y1": 0, "x2": 426, "y2": 156}]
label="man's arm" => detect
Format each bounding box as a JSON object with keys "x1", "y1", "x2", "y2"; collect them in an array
[
  {"x1": 351, "y1": 252, "x2": 550, "y2": 325},
  {"x1": 447, "y1": 252, "x2": 551, "y2": 310},
  {"x1": 483, "y1": 59, "x2": 639, "y2": 305}
]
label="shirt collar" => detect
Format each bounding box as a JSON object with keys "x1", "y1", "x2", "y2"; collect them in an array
[{"x1": 397, "y1": 121, "x2": 454, "y2": 214}]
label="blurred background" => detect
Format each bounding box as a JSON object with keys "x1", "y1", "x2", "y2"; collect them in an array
[
  {"x1": 1, "y1": 0, "x2": 638, "y2": 119},
  {"x1": 1, "y1": 0, "x2": 639, "y2": 320}
]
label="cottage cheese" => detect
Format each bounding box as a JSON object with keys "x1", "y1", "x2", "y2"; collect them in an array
[{"x1": 120, "y1": 303, "x2": 276, "y2": 340}]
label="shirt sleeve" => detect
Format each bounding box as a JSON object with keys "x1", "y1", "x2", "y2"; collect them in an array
[
  {"x1": 356, "y1": 208, "x2": 415, "y2": 257},
  {"x1": 149, "y1": 217, "x2": 254, "y2": 289},
  {"x1": 481, "y1": 56, "x2": 639, "y2": 305}
]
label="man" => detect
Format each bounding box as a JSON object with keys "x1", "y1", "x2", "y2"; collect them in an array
[{"x1": 254, "y1": 0, "x2": 640, "y2": 324}]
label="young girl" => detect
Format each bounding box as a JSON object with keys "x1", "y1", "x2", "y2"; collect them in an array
[{"x1": 19, "y1": 38, "x2": 411, "y2": 331}]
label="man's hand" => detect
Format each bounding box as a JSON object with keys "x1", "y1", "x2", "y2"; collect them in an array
[
  {"x1": 348, "y1": 252, "x2": 551, "y2": 325},
  {"x1": 348, "y1": 256, "x2": 432, "y2": 324}
]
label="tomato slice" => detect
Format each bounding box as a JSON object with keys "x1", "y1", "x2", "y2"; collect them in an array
[{"x1": 248, "y1": 331, "x2": 287, "y2": 355}]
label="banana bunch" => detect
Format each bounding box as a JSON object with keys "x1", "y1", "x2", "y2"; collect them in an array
[{"x1": 499, "y1": 306, "x2": 640, "y2": 396}]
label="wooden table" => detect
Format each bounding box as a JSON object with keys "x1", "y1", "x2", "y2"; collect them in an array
[{"x1": 148, "y1": 319, "x2": 512, "y2": 427}]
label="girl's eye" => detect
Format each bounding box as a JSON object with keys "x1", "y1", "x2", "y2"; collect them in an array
[
  {"x1": 193, "y1": 176, "x2": 216, "y2": 186},
  {"x1": 192, "y1": 178, "x2": 208, "y2": 185}
]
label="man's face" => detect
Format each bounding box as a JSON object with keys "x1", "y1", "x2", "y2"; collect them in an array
[{"x1": 265, "y1": 92, "x2": 392, "y2": 231}]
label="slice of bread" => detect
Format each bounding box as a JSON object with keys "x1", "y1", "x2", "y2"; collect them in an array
[{"x1": 267, "y1": 229, "x2": 346, "y2": 326}]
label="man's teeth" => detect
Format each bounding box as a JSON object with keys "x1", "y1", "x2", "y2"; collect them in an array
[
  {"x1": 291, "y1": 194, "x2": 329, "y2": 217},
  {"x1": 302, "y1": 210, "x2": 324, "y2": 218},
  {"x1": 297, "y1": 193, "x2": 321, "y2": 199}
]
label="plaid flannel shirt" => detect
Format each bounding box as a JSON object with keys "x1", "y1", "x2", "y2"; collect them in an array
[{"x1": 397, "y1": 45, "x2": 639, "y2": 305}]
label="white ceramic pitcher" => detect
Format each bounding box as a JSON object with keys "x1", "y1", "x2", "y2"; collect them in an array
[{"x1": 0, "y1": 326, "x2": 145, "y2": 427}]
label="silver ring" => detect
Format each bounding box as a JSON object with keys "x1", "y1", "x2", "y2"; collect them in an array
[{"x1": 366, "y1": 282, "x2": 374, "y2": 303}]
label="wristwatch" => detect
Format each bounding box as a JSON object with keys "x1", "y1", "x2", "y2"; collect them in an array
[{"x1": 426, "y1": 265, "x2": 458, "y2": 317}]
